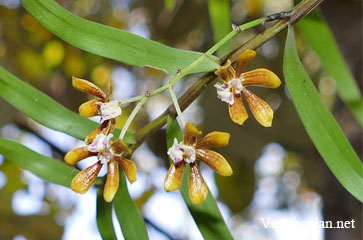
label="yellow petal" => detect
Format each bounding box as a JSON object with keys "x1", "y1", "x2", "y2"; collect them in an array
[
  {"x1": 64, "y1": 146, "x2": 94, "y2": 165},
  {"x1": 85, "y1": 119, "x2": 115, "y2": 145},
  {"x1": 111, "y1": 139, "x2": 132, "y2": 155},
  {"x1": 164, "y1": 162, "x2": 186, "y2": 192},
  {"x1": 72, "y1": 76, "x2": 107, "y2": 100},
  {"x1": 215, "y1": 60, "x2": 235, "y2": 82},
  {"x1": 228, "y1": 94, "x2": 248, "y2": 125},
  {"x1": 196, "y1": 132, "x2": 230, "y2": 148},
  {"x1": 241, "y1": 68, "x2": 281, "y2": 88},
  {"x1": 115, "y1": 156, "x2": 137, "y2": 183},
  {"x1": 235, "y1": 49, "x2": 256, "y2": 77},
  {"x1": 189, "y1": 163, "x2": 208, "y2": 205},
  {"x1": 106, "y1": 76, "x2": 113, "y2": 100},
  {"x1": 184, "y1": 122, "x2": 202, "y2": 146},
  {"x1": 196, "y1": 148, "x2": 233, "y2": 176},
  {"x1": 79, "y1": 99, "x2": 99, "y2": 117},
  {"x1": 242, "y1": 88, "x2": 273, "y2": 127},
  {"x1": 71, "y1": 162, "x2": 102, "y2": 194},
  {"x1": 103, "y1": 160, "x2": 119, "y2": 202}
]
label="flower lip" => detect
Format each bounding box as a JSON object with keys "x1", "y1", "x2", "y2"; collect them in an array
[
  {"x1": 167, "y1": 138, "x2": 196, "y2": 165},
  {"x1": 214, "y1": 78, "x2": 244, "y2": 105},
  {"x1": 88, "y1": 133, "x2": 114, "y2": 164},
  {"x1": 97, "y1": 100, "x2": 122, "y2": 122}
]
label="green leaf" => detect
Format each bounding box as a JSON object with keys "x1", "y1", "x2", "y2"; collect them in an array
[
  {"x1": 0, "y1": 66, "x2": 135, "y2": 144},
  {"x1": 297, "y1": 8, "x2": 363, "y2": 125},
  {"x1": 96, "y1": 189, "x2": 117, "y2": 240},
  {"x1": 283, "y1": 25, "x2": 363, "y2": 202},
  {"x1": 0, "y1": 137, "x2": 76, "y2": 187},
  {"x1": 207, "y1": 0, "x2": 232, "y2": 57},
  {"x1": 166, "y1": 116, "x2": 233, "y2": 239},
  {"x1": 21, "y1": 0, "x2": 219, "y2": 74},
  {"x1": 113, "y1": 173, "x2": 149, "y2": 240}
]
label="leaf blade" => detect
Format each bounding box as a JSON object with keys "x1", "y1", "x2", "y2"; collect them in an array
[
  {"x1": 96, "y1": 189, "x2": 117, "y2": 240},
  {"x1": 166, "y1": 116, "x2": 234, "y2": 239},
  {"x1": 283, "y1": 25, "x2": 363, "y2": 202},
  {"x1": 21, "y1": 0, "x2": 219, "y2": 74}
]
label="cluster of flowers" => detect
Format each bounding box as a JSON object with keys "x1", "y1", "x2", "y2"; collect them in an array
[{"x1": 64, "y1": 49, "x2": 281, "y2": 204}]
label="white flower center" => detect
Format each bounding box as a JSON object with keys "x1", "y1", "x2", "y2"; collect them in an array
[
  {"x1": 167, "y1": 138, "x2": 196, "y2": 164},
  {"x1": 88, "y1": 133, "x2": 113, "y2": 164},
  {"x1": 214, "y1": 78, "x2": 243, "y2": 105},
  {"x1": 97, "y1": 100, "x2": 122, "y2": 122}
]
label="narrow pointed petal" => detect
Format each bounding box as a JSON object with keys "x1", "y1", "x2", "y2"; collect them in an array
[
  {"x1": 196, "y1": 148, "x2": 233, "y2": 176},
  {"x1": 106, "y1": 77, "x2": 113, "y2": 100},
  {"x1": 71, "y1": 162, "x2": 102, "y2": 194},
  {"x1": 215, "y1": 60, "x2": 235, "y2": 82},
  {"x1": 189, "y1": 163, "x2": 208, "y2": 205},
  {"x1": 164, "y1": 162, "x2": 186, "y2": 192},
  {"x1": 115, "y1": 156, "x2": 137, "y2": 183},
  {"x1": 64, "y1": 146, "x2": 94, "y2": 165},
  {"x1": 196, "y1": 132, "x2": 230, "y2": 148},
  {"x1": 111, "y1": 139, "x2": 132, "y2": 155},
  {"x1": 72, "y1": 76, "x2": 107, "y2": 100},
  {"x1": 228, "y1": 94, "x2": 248, "y2": 125},
  {"x1": 103, "y1": 160, "x2": 119, "y2": 202},
  {"x1": 79, "y1": 99, "x2": 99, "y2": 117},
  {"x1": 242, "y1": 88, "x2": 274, "y2": 127},
  {"x1": 184, "y1": 122, "x2": 202, "y2": 145},
  {"x1": 85, "y1": 119, "x2": 115, "y2": 145},
  {"x1": 241, "y1": 68, "x2": 281, "y2": 88},
  {"x1": 235, "y1": 49, "x2": 256, "y2": 77}
]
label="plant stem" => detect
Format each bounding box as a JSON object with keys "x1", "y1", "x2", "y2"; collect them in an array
[
  {"x1": 120, "y1": 97, "x2": 147, "y2": 140},
  {"x1": 168, "y1": 87, "x2": 185, "y2": 128}
]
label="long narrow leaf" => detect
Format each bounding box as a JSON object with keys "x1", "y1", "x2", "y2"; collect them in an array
[
  {"x1": 297, "y1": 8, "x2": 363, "y2": 125},
  {"x1": 0, "y1": 66, "x2": 135, "y2": 144},
  {"x1": 283, "y1": 25, "x2": 363, "y2": 202},
  {"x1": 113, "y1": 173, "x2": 149, "y2": 240},
  {"x1": 166, "y1": 116, "x2": 233, "y2": 239},
  {"x1": 96, "y1": 189, "x2": 117, "y2": 240},
  {"x1": 207, "y1": 0, "x2": 232, "y2": 57},
  {"x1": 0, "y1": 137, "x2": 76, "y2": 187},
  {"x1": 20, "y1": 0, "x2": 219, "y2": 74}
]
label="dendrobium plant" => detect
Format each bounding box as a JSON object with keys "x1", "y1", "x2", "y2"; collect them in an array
[
  {"x1": 65, "y1": 132, "x2": 136, "y2": 202},
  {"x1": 214, "y1": 49, "x2": 281, "y2": 127},
  {"x1": 165, "y1": 122, "x2": 233, "y2": 205}
]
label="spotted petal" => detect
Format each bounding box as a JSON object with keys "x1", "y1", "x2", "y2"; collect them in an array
[
  {"x1": 71, "y1": 162, "x2": 102, "y2": 194},
  {"x1": 196, "y1": 148, "x2": 233, "y2": 176},
  {"x1": 111, "y1": 139, "x2": 132, "y2": 155},
  {"x1": 72, "y1": 76, "x2": 107, "y2": 100},
  {"x1": 164, "y1": 162, "x2": 186, "y2": 192},
  {"x1": 228, "y1": 94, "x2": 248, "y2": 125},
  {"x1": 64, "y1": 146, "x2": 95, "y2": 165},
  {"x1": 79, "y1": 99, "x2": 99, "y2": 117},
  {"x1": 235, "y1": 49, "x2": 256, "y2": 78},
  {"x1": 196, "y1": 132, "x2": 230, "y2": 148},
  {"x1": 189, "y1": 163, "x2": 208, "y2": 205},
  {"x1": 242, "y1": 88, "x2": 273, "y2": 127},
  {"x1": 215, "y1": 60, "x2": 235, "y2": 82},
  {"x1": 184, "y1": 122, "x2": 202, "y2": 146},
  {"x1": 106, "y1": 77, "x2": 113, "y2": 100},
  {"x1": 85, "y1": 119, "x2": 115, "y2": 145},
  {"x1": 241, "y1": 68, "x2": 281, "y2": 88},
  {"x1": 115, "y1": 156, "x2": 137, "y2": 183},
  {"x1": 104, "y1": 160, "x2": 119, "y2": 202}
]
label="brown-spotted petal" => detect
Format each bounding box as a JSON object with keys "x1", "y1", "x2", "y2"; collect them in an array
[
  {"x1": 64, "y1": 146, "x2": 95, "y2": 165},
  {"x1": 242, "y1": 88, "x2": 273, "y2": 127},
  {"x1": 164, "y1": 162, "x2": 186, "y2": 192},
  {"x1": 189, "y1": 163, "x2": 208, "y2": 205},
  {"x1": 196, "y1": 132, "x2": 230, "y2": 148},
  {"x1": 196, "y1": 148, "x2": 233, "y2": 176},
  {"x1": 85, "y1": 119, "x2": 115, "y2": 145},
  {"x1": 103, "y1": 160, "x2": 119, "y2": 202},
  {"x1": 184, "y1": 122, "x2": 202, "y2": 146},
  {"x1": 235, "y1": 49, "x2": 256, "y2": 78},
  {"x1": 228, "y1": 94, "x2": 248, "y2": 125},
  {"x1": 111, "y1": 139, "x2": 132, "y2": 155},
  {"x1": 79, "y1": 99, "x2": 99, "y2": 117},
  {"x1": 115, "y1": 156, "x2": 137, "y2": 183},
  {"x1": 106, "y1": 77, "x2": 113, "y2": 100},
  {"x1": 215, "y1": 59, "x2": 235, "y2": 82},
  {"x1": 241, "y1": 68, "x2": 281, "y2": 88},
  {"x1": 72, "y1": 76, "x2": 107, "y2": 100},
  {"x1": 71, "y1": 162, "x2": 102, "y2": 194}
]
